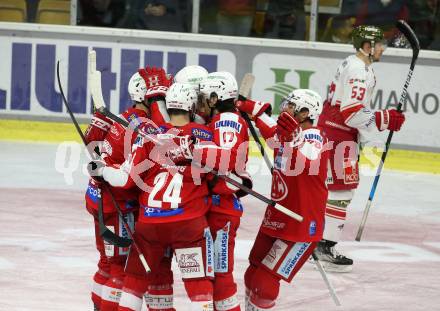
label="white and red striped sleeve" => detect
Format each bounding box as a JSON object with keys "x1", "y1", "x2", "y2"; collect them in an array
[{"x1": 340, "y1": 66, "x2": 376, "y2": 131}]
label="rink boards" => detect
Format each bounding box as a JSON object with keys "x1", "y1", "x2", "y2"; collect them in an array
[
  {"x1": 1, "y1": 118, "x2": 439, "y2": 175},
  {"x1": 0, "y1": 22, "x2": 440, "y2": 152}
]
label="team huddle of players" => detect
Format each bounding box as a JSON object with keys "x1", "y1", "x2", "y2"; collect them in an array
[{"x1": 84, "y1": 25, "x2": 406, "y2": 311}]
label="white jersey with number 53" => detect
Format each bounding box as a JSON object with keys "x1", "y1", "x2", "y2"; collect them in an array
[{"x1": 327, "y1": 55, "x2": 378, "y2": 131}]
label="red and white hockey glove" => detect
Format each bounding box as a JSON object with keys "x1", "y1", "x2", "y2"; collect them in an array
[
  {"x1": 138, "y1": 66, "x2": 173, "y2": 100},
  {"x1": 236, "y1": 99, "x2": 272, "y2": 119},
  {"x1": 165, "y1": 135, "x2": 196, "y2": 164},
  {"x1": 84, "y1": 110, "x2": 113, "y2": 143},
  {"x1": 276, "y1": 112, "x2": 299, "y2": 142},
  {"x1": 375, "y1": 109, "x2": 406, "y2": 131}
]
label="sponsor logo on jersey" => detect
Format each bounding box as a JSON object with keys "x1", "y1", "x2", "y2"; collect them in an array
[
  {"x1": 192, "y1": 128, "x2": 212, "y2": 140},
  {"x1": 274, "y1": 146, "x2": 288, "y2": 171},
  {"x1": 304, "y1": 133, "x2": 323, "y2": 143},
  {"x1": 277, "y1": 242, "x2": 310, "y2": 279},
  {"x1": 343, "y1": 159, "x2": 359, "y2": 184},
  {"x1": 204, "y1": 228, "x2": 214, "y2": 277},
  {"x1": 143, "y1": 206, "x2": 184, "y2": 217},
  {"x1": 176, "y1": 247, "x2": 205, "y2": 278},
  {"x1": 262, "y1": 239, "x2": 288, "y2": 270},
  {"x1": 211, "y1": 194, "x2": 220, "y2": 206},
  {"x1": 214, "y1": 223, "x2": 230, "y2": 273},
  {"x1": 233, "y1": 197, "x2": 243, "y2": 211},
  {"x1": 127, "y1": 113, "x2": 141, "y2": 127},
  {"x1": 106, "y1": 289, "x2": 122, "y2": 302},
  {"x1": 148, "y1": 295, "x2": 173, "y2": 309},
  {"x1": 109, "y1": 125, "x2": 121, "y2": 140},
  {"x1": 262, "y1": 209, "x2": 286, "y2": 230},
  {"x1": 104, "y1": 226, "x2": 115, "y2": 257},
  {"x1": 87, "y1": 183, "x2": 100, "y2": 203},
  {"x1": 271, "y1": 170, "x2": 288, "y2": 201},
  {"x1": 214, "y1": 119, "x2": 242, "y2": 133},
  {"x1": 142, "y1": 124, "x2": 159, "y2": 134},
  {"x1": 214, "y1": 295, "x2": 240, "y2": 310},
  {"x1": 119, "y1": 212, "x2": 134, "y2": 255},
  {"x1": 349, "y1": 78, "x2": 366, "y2": 84},
  {"x1": 309, "y1": 220, "x2": 317, "y2": 236}
]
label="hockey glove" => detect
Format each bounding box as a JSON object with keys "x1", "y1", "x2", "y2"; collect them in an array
[
  {"x1": 139, "y1": 66, "x2": 173, "y2": 100},
  {"x1": 166, "y1": 135, "x2": 196, "y2": 164},
  {"x1": 276, "y1": 111, "x2": 299, "y2": 142},
  {"x1": 87, "y1": 160, "x2": 106, "y2": 182},
  {"x1": 375, "y1": 109, "x2": 405, "y2": 131},
  {"x1": 236, "y1": 99, "x2": 272, "y2": 119}
]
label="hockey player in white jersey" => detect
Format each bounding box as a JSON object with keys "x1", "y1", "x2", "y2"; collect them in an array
[{"x1": 315, "y1": 25, "x2": 406, "y2": 272}]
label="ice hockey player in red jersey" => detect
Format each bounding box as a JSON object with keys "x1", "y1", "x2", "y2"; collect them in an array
[
  {"x1": 315, "y1": 25, "x2": 406, "y2": 272},
  {"x1": 85, "y1": 70, "x2": 153, "y2": 311},
  {"x1": 239, "y1": 89, "x2": 329, "y2": 310},
  {"x1": 85, "y1": 66, "x2": 173, "y2": 311},
  {"x1": 199, "y1": 71, "x2": 252, "y2": 311},
  {"x1": 137, "y1": 66, "x2": 177, "y2": 311},
  {"x1": 90, "y1": 82, "x2": 239, "y2": 311}
]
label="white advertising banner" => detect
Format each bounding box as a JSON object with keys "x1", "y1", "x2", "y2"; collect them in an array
[
  {"x1": 252, "y1": 53, "x2": 440, "y2": 149},
  {"x1": 0, "y1": 36, "x2": 236, "y2": 117}
]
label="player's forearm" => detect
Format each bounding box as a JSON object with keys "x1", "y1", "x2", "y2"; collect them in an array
[
  {"x1": 102, "y1": 166, "x2": 130, "y2": 188},
  {"x1": 344, "y1": 107, "x2": 376, "y2": 131},
  {"x1": 254, "y1": 113, "x2": 277, "y2": 141}
]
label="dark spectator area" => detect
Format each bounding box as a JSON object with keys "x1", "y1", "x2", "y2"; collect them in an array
[{"x1": 0, "y1": 0, "x2": 439, "y2": 50}]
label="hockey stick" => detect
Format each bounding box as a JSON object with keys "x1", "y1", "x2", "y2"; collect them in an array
[
  {"x1": 89, "y1": 51, "x2": 302, "y2": 222},
  {"x1": 355, "y1": 20, "x2": 420, "y2": 241},
  {"x1": 239, "y1": 76, "x2": 341, "y2": 306},
  {"x1": 238, "y1": 73, "x2": 273, "y2": 173},
  {"x1": 86, "y1": 52, "x2": 151, "y2": 272},
  {"x1": 311, "y1": 252, "x2": 341, "y2": 306},
  {"x1": 56, "y1": 61, "x2": 132, "y2": 248}
]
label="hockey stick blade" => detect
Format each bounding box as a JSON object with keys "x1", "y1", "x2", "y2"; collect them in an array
[
  {"x1": 238, "y1": 73, "x2": 273, "y2": 172},
  {"x1": 239, "y1": 73, "x2": 255, "y2": 99},
  {"x1": 89, "y1": 50, "x2": 106, "y2": 111},
  {"x1": 355, "y1": 21, "x2": 420, "y2": 242},
  {"x1": 99, "y1": 220, "x2": 132, "y2": 247}
]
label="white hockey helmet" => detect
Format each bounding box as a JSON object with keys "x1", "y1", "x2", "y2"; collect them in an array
[
  {"x1": 165, "y1": 82, "x2": 197, "y2": 112},
  {"x1": 281, "y1": 89, "x2": 323, "y2": 120},
  {"x1": 128, "y1": 72, "x2": 147, "y2": 102},
  {"x1": 174, "y1": 65, "x2": 208, "y2": 91},
  {"x1": 199, "y1": 71, "x2": 238, "y2": 101}
]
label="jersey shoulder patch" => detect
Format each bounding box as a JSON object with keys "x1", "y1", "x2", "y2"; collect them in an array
[
  {"x1": 214, "y1": 112, "x2": 243, "y2": 133},
  {"x1": 303, "y1": 128, "x2": 324, "y2": 144},
  {"x1": 191, "y1": 127, "x2": 213, "y2": 141}
]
